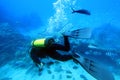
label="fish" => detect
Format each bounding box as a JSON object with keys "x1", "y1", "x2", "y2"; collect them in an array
[{"x1": 71, "y1": 8, "x2": 91, "y2": 15}]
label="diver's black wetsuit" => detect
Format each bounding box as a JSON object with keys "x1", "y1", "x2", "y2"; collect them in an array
[{"x1": 30, "y1": 36, "x2": 73, "y2": 65}]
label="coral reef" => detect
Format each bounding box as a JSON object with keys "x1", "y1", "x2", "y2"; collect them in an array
[{"x1": 0, "y1": 23, "x2": 31, "y2": 67}]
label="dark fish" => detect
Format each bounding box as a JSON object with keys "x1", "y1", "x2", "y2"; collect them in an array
[{"x1": 71, "y1": 8, "x2": 91, "y2": 15}]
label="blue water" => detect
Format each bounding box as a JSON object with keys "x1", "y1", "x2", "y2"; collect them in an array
[{"x1": 0, "y1": 0, "x2": 120, "y2": 80}]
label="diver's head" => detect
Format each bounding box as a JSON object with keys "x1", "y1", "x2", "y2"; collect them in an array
[
  {"x1": 31, "y1": 38, "x2": 55, "y2": 48},
  {"x1": 45, "y1": 38, "x2": 55, "y2": 47}
]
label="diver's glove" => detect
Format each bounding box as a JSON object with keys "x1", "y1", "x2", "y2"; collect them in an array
[
  {"x1": 62, "y1": 32, "x2": 71, "y2": 37},
  {"x1": 36, "y1": 62, "x2": 44, "y2": 71}
]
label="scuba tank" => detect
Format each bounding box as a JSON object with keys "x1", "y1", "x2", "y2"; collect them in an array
[{"x1": 31, "y1": 38, "x2": 55, "y2": 48}]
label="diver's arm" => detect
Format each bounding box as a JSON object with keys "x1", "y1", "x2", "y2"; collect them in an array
[
  {"x1": 30, "y1": 48, "x2": 43, "y2": 70},
  {"x1": 63, "y1": 35, "x2": 70, "y2": 51},
  {"x1": 30, "y1": 53, "x2": 41, "y2": 65},
  {"x1": 51, "y1": 35, "x2": 70, "y2": 51}
]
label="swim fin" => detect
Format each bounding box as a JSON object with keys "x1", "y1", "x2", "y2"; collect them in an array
[
  {"x1": 72, "y1": 52, "x2": 115, "y2": 80},
  {"x1": 63, "y1": 27, "x2": 92, "y2": 39}
]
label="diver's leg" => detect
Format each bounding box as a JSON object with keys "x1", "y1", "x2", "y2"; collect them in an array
[{"x1": 49, "y1": 51, "x2": 72, "y2": 61}]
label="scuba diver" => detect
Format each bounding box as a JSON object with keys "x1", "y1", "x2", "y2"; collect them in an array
[
  {"x1": 30, "y1": 27, "x2": 92, "y2": 70},
  {"x1": 30, "y1": 28, "x2": 115, "y2": 80},
  {"x1": 30, "y1": 34, "x2": 73, "y2": 70}
]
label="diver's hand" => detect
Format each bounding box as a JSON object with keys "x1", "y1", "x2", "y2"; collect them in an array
[
  {"x1": 37, "y1": 63, "x2": 44, "y2": 71},
  {"x1": 62, "y1": 32, "x2": 71, "y2": 37}
]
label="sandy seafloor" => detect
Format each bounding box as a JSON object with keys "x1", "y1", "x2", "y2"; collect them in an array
[
  {"x1": 0, "y1": 58, "x2": 120, "y2": 80},
  {"x1": 0, "y1": 60, "x2": 97, "y2": 80}
]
